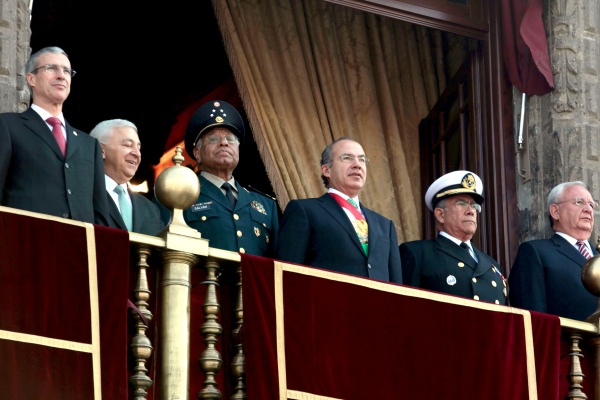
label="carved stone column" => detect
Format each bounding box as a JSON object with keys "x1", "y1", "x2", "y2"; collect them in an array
[{"x1": 515, "y1": 0, "x2": 600, "y2": 244}]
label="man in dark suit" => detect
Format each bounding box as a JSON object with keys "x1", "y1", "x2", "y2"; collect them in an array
[
  {"x1": 90, "y1": 119, "x2": 164, "y2": 236},
  {"x1": 509, "y1": 181, "x2": 599, "y2": 320},
  {"x1": 0, "y1": 46, "x2": 109, "y2": 225},
  {"x1": 400, "y1": 170, "x2": 508, "y2": 304},
  {"x1": 276, "y1": 137, "x2": 402, "y2": 283},
  {"x1": 155, "y1": 100, "x2": 279, "y2": 256}
]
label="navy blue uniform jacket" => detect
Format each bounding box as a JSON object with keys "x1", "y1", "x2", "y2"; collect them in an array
[
  {"x1": 276, "y1": 193, "x2": 402, "y2": 283},
  {"x1": 0, "y1": 108, "x2": 109, "y2": 225},
  {"x1": 509, "y1": 234, "x2": 599, "y2": 321},
  {"x1": 400, "y1": 235, "x2": 508, "y2": 304},
  {"x1": 156, "y1": 174, "x2": 279, "y2": 257},
  {"x1": 107, "y1": 189, "x2": 165, "y2": 236}
]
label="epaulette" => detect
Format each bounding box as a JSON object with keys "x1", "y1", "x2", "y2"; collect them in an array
[{"x1": 244, "y1": 184, "x2": 277, "y2": 201}]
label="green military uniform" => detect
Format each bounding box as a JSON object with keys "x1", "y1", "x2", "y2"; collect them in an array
[{"x1": 157, "y1": 173, "x2": 278, "y2": 256}]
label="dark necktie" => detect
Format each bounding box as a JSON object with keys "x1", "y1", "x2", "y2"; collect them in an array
[
  {"x1": 222, "y1": 182, "x2": 237, "y2": 208},
  {"x1": 46, "y1": 117, "x2": 66, "y2": 156},
  {"x1": 460, "y1": 242, "x2": 474, "y2": 260},
  {"x1": 577, "y1": 241, "x2": 592, "y2": 260}
]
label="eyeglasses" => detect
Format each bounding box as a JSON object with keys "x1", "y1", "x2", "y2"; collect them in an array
[
  {"x1": 31, "y1": 64, "x2": 76, "y2": 77},
  {"x1": 453, "y1": 199, "x2": 482, "y2": 213},
  {"x1": 338, "y1": 154, "x2": 369, "y2": 164},
  {"x1": 204, "y1": 135, "x2": 239, "y2": 145},
  {"x1": 555, "y1": 197, "x2": 599, "y2": 210}
]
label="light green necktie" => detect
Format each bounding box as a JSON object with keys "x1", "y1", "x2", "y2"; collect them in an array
[{"x1": 114, "y1": 185, "x2": 133, "y2": 231}]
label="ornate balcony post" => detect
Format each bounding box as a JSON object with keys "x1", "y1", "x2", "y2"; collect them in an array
[{"x1": 154, "y1": 147, "x2": 208, "y2": 400}]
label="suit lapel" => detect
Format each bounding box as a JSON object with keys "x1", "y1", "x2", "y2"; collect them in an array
[
  {"x1": 435, "y1": 235, "x2": 477, "y2": 270},
  {"x1": 552, "y1": 234, "x2": 587, "y2": 265},
  {"x1": 22, "y1": 109, "x2": 64, "y2": 159},
  {"x1": 130, "y1": 191, "x2": 144, "y2": 232},
  {"x1": 199, "y1": 175, "x2": 231, "y2": 209},
  {"x1": 472, "y1": 246, "x2": 497, "y2": 277},
  {"x1": 64, "y1": 121, "x2": 82, "y2": 159},
  {"x1": 318, "y1": 194, "x2": 365, "y2": 256},
  {"x1": 107, "y1": 191, "x2": 127, "y2": 230}
]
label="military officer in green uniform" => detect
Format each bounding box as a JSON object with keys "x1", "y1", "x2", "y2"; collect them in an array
[
  {"x1": 399, "y1": 170, "x2": 508, "y2": 305},
  {"x1": 156, "y1": 100, "x2": 279, "y2": 256}
]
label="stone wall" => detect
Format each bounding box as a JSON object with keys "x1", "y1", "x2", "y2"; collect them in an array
[
  {"x1": 0, "y1": 0, "x2": 30, "y2": 113},
  {"x1": 515, "y1": 0, "x2": 600, "y2": 246}
]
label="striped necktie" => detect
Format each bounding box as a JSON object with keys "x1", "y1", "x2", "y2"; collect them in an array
[{"x1": 577, "y1": 241, "x2": 592, "y2": 260}]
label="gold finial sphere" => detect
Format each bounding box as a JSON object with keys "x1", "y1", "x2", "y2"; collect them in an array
[
  {"x1": 154, "y1": 146, "x2": 200, "y2": 210},
  {"x1": 582, "y1": 238, "x2": 600, "y2": 296}
]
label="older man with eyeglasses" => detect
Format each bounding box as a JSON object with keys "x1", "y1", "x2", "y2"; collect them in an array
[
  {"x1": 276, "y1": 137, "x2": 402, "y2": 283},
  {"x1": 400, "y1": 170, "x2": 508, "y2": 304},
  {"x1": 509, "y1": 181, "x2": 599, "y2": 320},
  {"x1": 0, "y1": 46, "x2": 110, "y2": 225},
  {"x1": 154, "y1": 99, "x2": 279, "y2": 257}
]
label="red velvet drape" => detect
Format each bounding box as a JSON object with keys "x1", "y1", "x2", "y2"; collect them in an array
[
  {"x1": 0, "y1": 211, "x2": 130, "y2": 400},
  {"x1": 242, "y1": 254, "x2": 561, "y2": 399}
]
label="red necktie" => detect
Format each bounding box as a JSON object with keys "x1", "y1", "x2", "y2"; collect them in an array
[
  {"x1": 46, "y1": 117, "x2": 66, "y2": 156},
  {"x1": 577, "y1": 241, "x2": 592, "y2": 260}
]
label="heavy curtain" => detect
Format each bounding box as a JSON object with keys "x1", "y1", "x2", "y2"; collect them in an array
[{"x1": 212, "y1": 0, "x2": 448, "y2": 242}]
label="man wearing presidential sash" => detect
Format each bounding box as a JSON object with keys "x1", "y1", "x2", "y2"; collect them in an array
[{"x1": 276, "y1": 137, "x2": 402, "y2": 283}]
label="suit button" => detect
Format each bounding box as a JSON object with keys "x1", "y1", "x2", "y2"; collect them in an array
[
  {"x1": 473, "y1": 295, "x2": 480, "y2": 301},
  {"x1": 65, "y1": 163, "x2": 69, "y2": 168},
  {"x1": 471, "y1": 277, "x2": 477, "y2": 283},
  {"x1": 62, "y1": 213, "x2": 68, "y2": 218},
  {"x1": 367, "y1": 263, "x2": 372, "y2": 269},
  {"x1": 234, "y1": 214, "x2": 239, "y2": 220},
  {"x1": 491, "y1": 281, "x2": 497, "y2": 287},
  {"x1": 201, "y1": 216, "x2": 207, "y2": 221},
  {"x1": 239, "y1": 248, "x2": 245, "y2": 253},
  {"x1": 67, "y1": 189, "x2": 72, "y2": 195},
  {"x1": 237, "y1": 230, "x2": 242, "y2": 237},
  {"x1": 495, "y1": 300, "x2": 500, "y2": 304}
]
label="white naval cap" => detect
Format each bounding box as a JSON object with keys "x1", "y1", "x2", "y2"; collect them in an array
[{"x1": 424, "y1": 170, "x2": 484, "y2": 211}]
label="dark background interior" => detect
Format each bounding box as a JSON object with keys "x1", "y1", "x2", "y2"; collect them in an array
[{"x1": 29, "y1": 0, "x2": 276, "y2": 200}]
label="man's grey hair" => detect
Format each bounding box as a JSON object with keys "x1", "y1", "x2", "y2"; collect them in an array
[
  {"x1": 90, "y1": 119, "x2": 138, "y2": 144},
  {"x1": 547, "y1": 181, "x2": 587, "y2": 227},
  {"x1": 25, "y1": 46, "x2": 69, "y2": 74},
  {"x1": 320, "y1": 137, "x2": 354, "y2": 188}
]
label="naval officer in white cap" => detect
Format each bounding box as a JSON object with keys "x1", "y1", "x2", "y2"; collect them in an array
[{"x1": 399, "y1": 170, "x2": 508, "y2": 304}]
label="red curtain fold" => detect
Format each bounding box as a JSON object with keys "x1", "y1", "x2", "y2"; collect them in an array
[
  {"x1": 0, "y1": 212, "x2": 130, "y2": 399},
  {"x1": 242, "y1": 254, "x2": 561, "y2": 399},
  {"x1": 501, "y1": 0, "x2": 554, "y2": 95}
]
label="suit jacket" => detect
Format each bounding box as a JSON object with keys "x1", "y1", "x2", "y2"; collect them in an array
[
  {"x1": 156, "y1": 174, "x2": 279, "y2": 257},
  {"x1": 275, "y1": 193, "x2": 402, "y2": 283},
  {"x1": 0, "y1": 108, "x2": 109, "y2": 225},
  {"x1": 107, "y1": 189, "x2": 165, "y2": 236},
  {"x1": 400, "y1": 235, "x2": 508, "y2": 304},
  {"x1": 509, "y1": 233, "x2": 599, "y2": 321}
]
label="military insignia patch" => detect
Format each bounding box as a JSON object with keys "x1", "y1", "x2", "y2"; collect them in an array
[
  {"x1": 191, "y1": 201, "x2": 212, "y2": 212},
  {"x1": 461, "y1": 173, "x2": 476, "y2": 191},
  {"x1": 251, "y1": 200, "x2": 267, "y2": 215}
]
